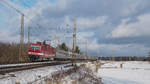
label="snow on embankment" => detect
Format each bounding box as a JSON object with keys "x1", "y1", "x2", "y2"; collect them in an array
[
  {"x1": 0, "y1": 64, "x2": 71, "y2": 84},
  {"x1": 0, "y1": 62, "x2": 103, "y2": 84},
  {"x1": 61, "y1": 63, "x2": 103, "y2": 84},
  {"x1": 99, "y1": 61, "x2": 150, "y2": 84}
]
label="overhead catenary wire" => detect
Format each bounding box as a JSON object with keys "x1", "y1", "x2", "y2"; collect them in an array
[
  {"x1": 0, "y1": 0, "x2": 22, "y2": 14},
  {"x1": 20, "y1": 0, "x2": 65, "y2": 33},
  {"x1": 0, "y1": 0, "x2": 73, "y2": 42},
  {"x1": 0, "y1": 0, "x2": 46, "y2": 42},
  {"x1": 21, "y1": 0, "x2": 45, "y2": 19},
  {"x1": 0, "y1": 0, "x2": 43, "y2": 30},
  {"x1": 21, "y1": 0, "x2": 72, "y2": 37}
]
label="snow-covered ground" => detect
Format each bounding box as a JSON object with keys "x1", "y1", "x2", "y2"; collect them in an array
[
  {"x1": 0, "y1": 64, "x2": 72, "y2": 84},
  {"x1": 1, "y1": 61, "x2": 149, "y2": 84},
  {"x1": 99, "y1": 61, "x2": 150, "y2": 84},
  {"x1": 57, "y1": 62, "x2": 102, "y2": 84}
]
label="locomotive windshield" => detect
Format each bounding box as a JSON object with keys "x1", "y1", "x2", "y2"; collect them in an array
[{"x1": 30, "y1": 45, "x2": 40, "y2": 50}]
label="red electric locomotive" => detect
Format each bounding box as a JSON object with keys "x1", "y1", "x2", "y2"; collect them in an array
[{"x1": 28, "y1": 42, "x2": 55, "y2": 61}]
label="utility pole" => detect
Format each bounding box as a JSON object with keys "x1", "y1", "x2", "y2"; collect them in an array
[
  {"x1": 73, "y1": 19, "x2": 76, "y2": 51},
  {"x1": 72, "y1": 19, "x2": 76, "y2": 66},
  {"x1": 28, "y1": 27, "x2": 30, "y2": 46},
  {"x1": 85, "y1": 39, "x2": 88, "y2": 56},
  {"x1": 19, "y1": 14, "x2": 24, "y2": 62}
]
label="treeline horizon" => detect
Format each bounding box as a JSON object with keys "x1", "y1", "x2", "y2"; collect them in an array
[{"x1": 99, "y1": 56, "x2": 150, "y2": 61}]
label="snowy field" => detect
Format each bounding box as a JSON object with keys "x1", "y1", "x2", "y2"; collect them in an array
[{"x1": 99, "y1": 61, "x2": 150, "y2": 84}]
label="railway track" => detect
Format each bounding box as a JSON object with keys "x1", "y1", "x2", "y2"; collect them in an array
[{"x1": 0, "y1": 61, "x2": 71, "y2": 74}]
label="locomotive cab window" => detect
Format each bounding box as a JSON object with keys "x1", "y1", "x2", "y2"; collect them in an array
[{"x1": 30, "y1": 46, "x2": 40, "y2": 50}]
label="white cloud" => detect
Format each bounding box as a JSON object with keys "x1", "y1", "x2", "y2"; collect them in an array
[
  {"x1": 1, "y1": 0, "x2": 150, "y2": 56},
  {"x1": 79, "y1": 39, "x2": 100, "y2": 51},
  {"x1": 55, "y1": 0, "x2": 68, "y2": 11},
  {"x1": 77, "y1": 32, "x2": 94, "y2": 39},
  {"x1": 99, "y1": 43, "x2": 149, "y2": 56},
  {"x1": 0, "y1": 31, "x2": 19, "y2": 43},
  {"x1": 63, "y1": 16, "x2": 108, "y2": 29},
  {"x1": 121, "y1": 0, "x2": 140, "y2": 16},
  {"x1": 24, "y1": 0, "x2": 51, "y2": 24},
  {"x1": 77, "y1": 16, "x2": 108, "y2": 29},
  {"x1": 109, "y1": 13, "x2": 150, "y2": 38}
]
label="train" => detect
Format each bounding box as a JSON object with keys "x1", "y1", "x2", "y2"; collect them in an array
[{"x1": 28, "y1": 41, "x2": 98, "y2": 61}]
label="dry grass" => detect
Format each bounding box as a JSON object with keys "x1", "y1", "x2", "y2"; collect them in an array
[{"x1": 0, "y1": 42, "x2": 29, "y2": 64}]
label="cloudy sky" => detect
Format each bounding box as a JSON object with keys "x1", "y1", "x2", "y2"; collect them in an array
[{"x1": 0, "y1": 0, "x2": 150, "y2": 56}]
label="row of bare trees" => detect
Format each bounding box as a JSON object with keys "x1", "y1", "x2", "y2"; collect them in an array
[{"x1": 0, "y1": 42, "x2": 29, "y2": 64}]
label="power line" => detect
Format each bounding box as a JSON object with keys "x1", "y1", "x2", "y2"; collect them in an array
[
  {"x1": 21, "y1": 0, "x2": 45, "y2": 19},
  {"x1": 0, "y1": 0, "x2": 47, "y2": 43},
  {"x1": 0, "y1": 0, "x2": 71, "y2": 43},
  {"x1": 19, "y1": 0, "x2": 71, "y2": 36},
  {"x1": 0, "y1": 0, "x2": 43, "y2": 30},
  {"x1": 1, "y1": 0, "x2": 23, "y2": 14}
]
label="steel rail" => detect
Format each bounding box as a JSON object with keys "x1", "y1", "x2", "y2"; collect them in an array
[{"x1": 0, "y1": 61, "x2": 71, "y2": 74}]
